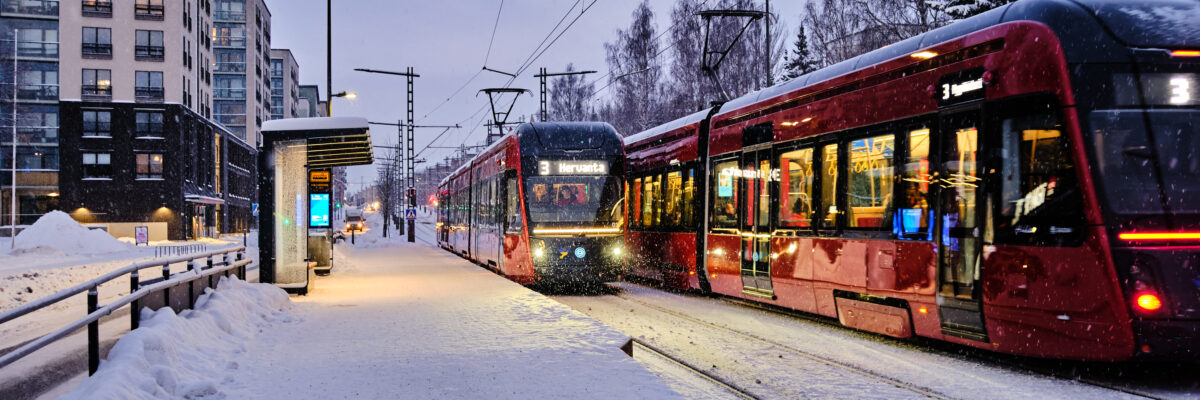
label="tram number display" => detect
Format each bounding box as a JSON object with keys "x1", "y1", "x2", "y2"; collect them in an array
[
  {"x1": 938, "y1": 68, "x2": 986, "y2": 107},
  {"x1": 1114, "y1": 73, "x2": 1198, "y2": 106},
  {"x1": 537, "y1": 160, "x2": 607, "y2": 175}
]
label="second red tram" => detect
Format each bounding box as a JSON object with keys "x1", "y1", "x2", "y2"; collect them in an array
[
  {"x1": 438, "y1": 122, "x2": 626, "y2": 284},
  {"x1": 623, "y1": 0, "x2": 1200, "y2": 360}
]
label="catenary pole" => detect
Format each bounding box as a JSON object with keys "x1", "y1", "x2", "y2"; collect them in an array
[{"x1": 326, "y1": 0, "x2": 332, "y2": 116}]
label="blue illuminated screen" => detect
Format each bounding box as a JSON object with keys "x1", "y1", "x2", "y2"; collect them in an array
[{"x1": 310, "y1": 193, "x2": 331, "y2": 227}]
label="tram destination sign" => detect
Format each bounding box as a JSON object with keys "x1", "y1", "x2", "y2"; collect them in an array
[
  {"x1": 938, "y1": 68, "x2": 986, "y2": 107},
  {"x1": 537, "y1": 160, "x2": 607, "y2": 175}
]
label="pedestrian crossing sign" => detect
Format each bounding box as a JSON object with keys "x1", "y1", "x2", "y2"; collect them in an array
[{"x1": 405, "y1": 208, "x2": 417, "y2": 220}]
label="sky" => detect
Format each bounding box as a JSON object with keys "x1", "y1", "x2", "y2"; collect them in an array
[{"x1": 265, "y1": 0, "x2": 805, "y2": 192}]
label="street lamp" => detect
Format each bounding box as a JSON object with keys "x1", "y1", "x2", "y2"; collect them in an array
[{"x1": 332, "y1": 90, "x2": 357, "y2": 100}]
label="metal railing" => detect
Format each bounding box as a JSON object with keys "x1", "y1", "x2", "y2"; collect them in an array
[
  {"x1": 153, "y1": 243, "x2": 206, "y2": 258},
  {"x1": 0, "y1": 246, "x2": 250, "y2": 376}
]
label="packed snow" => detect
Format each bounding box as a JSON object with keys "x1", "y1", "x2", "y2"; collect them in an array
[
  {"x1": 60, "y1": 276, "x2": 294, "y2": 400},
  {"x1": 7, "y1": 211, "x2": 132, "y2": 256}
]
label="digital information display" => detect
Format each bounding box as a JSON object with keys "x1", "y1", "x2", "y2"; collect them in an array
[
  {"x1": 537, "y1": 160, "x2": 607, "y2": 175},
  {"x1": 1114, "y1": 73, "x2": 1198, "y2": 106},
  {"x1": 938, "y1": 68, "x2": 986, "y2": 107},
  {"x1": 309, "y1": 193, "x2": 331, "y2": 227}
]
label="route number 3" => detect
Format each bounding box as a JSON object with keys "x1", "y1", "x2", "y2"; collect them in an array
[
  {"x1": 1169, "y1": 77, "x2": 1191, "y2": 105},
  {"x1": 539, "y1": 161, "x2": 551, "y2": 175}
]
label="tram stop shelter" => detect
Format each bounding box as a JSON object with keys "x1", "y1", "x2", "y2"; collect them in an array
[{"x1": 258, "y1": 117, "x2": 373, "y2": 294}]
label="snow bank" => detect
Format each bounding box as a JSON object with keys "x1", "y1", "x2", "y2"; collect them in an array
[
  {"x1": 60, "y1": 277, "x2": 295, "y2": 400},
  {"x1": 9, "y1": 211, "x2": 132, "y2": 256}
]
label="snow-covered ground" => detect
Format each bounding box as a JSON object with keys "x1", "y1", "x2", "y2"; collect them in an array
[
  {"x1": 54, "y1": 210, "x2": 680, "y2": 399},
  {"x1": 552, "y1": 283, "x2": 1200, "y2": 399},
  {"x1": 0, "y1": 212, "x2": 256, "y2": 399}
]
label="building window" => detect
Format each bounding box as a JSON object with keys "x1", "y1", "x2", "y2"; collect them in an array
[
  {"x1": 82, "y1": 0, "x2": 113, "y2": 16},
  {"x1": 136, "y1": 153, "x2": 164, "y2": 179},
  {"x1": 135, "y1": 30, "x2": 164, "y2": 60},
  {"x1": 16, "y1": 28, "x2": 58, "y2": 58},
  {"x1": 135, "y1": 0, "x2": 164, "y2": 19},
  {"x1": 136, "y1": 112, "x2": 164, "y2": 138},
  {"x1": 82, "y1": 152, "x2": 112, "y2": 179},
  {"x1": 82, "y1": 110, "x2": 111, "y2": 137},
  {"x1": 135, "y1": 71, "x2": 164, "y2": 101},
  {"x1": 81, "y1": 69, "x2": 111, "y2": 97},
  {"x1": 17, "y1": 68, "x2": 58, "y2": 101},
  {"x1": 213, "y1": 23, "x2": 246, "y2": 47},
  {"x1": 81, "y1": 27, "x2": 111, "y2": 57}
]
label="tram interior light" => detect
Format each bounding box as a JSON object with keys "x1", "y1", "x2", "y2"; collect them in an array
[{"x1": 911, "y1": 51, "x2": 937, "y2": 59}]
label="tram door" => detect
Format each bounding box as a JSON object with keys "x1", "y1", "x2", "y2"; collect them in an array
[
  {"x1": 934, "y1": 110, "x2": 987, "y2": 341},
  {"x1": 740, "y1": 147, "x2": 774, "y2": 295}
]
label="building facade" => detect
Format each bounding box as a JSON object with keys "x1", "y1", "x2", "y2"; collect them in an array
[
  {"x1": 46, "y1": 0, "x2": 257, "y2": 240},
  {"x1": 0, "y1": 0, "x2": 61, "y2": 226},
  {"x1": 213, "y1": 0, "x2": 269, "y2": 148},
  {"x1": 298, "y1": 84, "x2": 319, "y2": 117},
  {"x1": 268, "y1": 48, "x2": 298, "y2": 120}
]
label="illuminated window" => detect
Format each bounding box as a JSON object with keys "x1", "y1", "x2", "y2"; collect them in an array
[
  {"x1": 995, "y1": 102, "x2": 1082, "y2": 245},
  {"x1": 137, "y1": 153, "x2": 163, "y2": 179},
  {"x1": 779, "y1": 148, "x2": 813, "y2": 228},
  {"x1": 819, "y1": 144, "x2": 839, "y2": 229},
  {"x1": 664, "y1": 171, "x2": 683, "y2": 228},
  {"x1": 898, "y1": 128, "x2": 932, "y2": 238},
  {"x1": 711, "y1": 159, "x2": 739, "y2": 230},
  {"x1": 631, "y1": 178, "x2": 642, "y2": 228},
  {"x1": 681, "y1": 169, "x2": 695, "y2": 228},
  {"x1": 847, "y1": 134, "x2": 894, "y2": 228}
]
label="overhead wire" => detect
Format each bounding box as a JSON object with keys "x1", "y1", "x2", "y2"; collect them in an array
[{"x1": 482, "y1": 0, "x2": 505, "y2": 67}]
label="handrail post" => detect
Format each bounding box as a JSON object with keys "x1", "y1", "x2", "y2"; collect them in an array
[
  {"x1": 237, "y1": 251, "x2": 245, "y2": 278},
  {"x1": 130, "y1": 270, "x2": 139, "y2": 330},
  {"x1": 87, "y1": 286, "x2": 99, "y2": 375},
  {"x1": 161, "y1": 263, "x2": 171, "y2": 310},
  {"x1": 186, "y1": 260, "x2": 196, "y2": 309},
  {"x1": 222, "y1": 252, "x2": 231, "y2": 278},
  {"x1": 207, "y1": 255, "x2": 214, "y2": 270}
]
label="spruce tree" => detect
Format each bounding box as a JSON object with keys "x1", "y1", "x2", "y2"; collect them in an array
[{"x1": 780, "y1": 26, "x2": 819, "y2": 81}]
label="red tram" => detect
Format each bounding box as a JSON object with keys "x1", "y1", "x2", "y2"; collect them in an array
[
  {"x1": 438, "y1": 122, "x2": 626, "y2": 284},
  {"x1": 623, "y1": 0, "x2": 1199, "y2": 360}
]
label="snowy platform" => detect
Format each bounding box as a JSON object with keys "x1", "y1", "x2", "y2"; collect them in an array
[{"x1": 232, "y1": 242, "x2": 677, "y2": 398}]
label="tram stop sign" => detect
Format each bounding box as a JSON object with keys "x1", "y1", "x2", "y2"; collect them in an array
[{"x1": 405, "y1": 208, "x2": 417, "y2": 220}]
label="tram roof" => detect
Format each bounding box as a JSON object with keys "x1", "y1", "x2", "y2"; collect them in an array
[
  {"x1": 262, "y1": 116, "x2": 374, "y2": 168},
  {"x1": 702, "y1": 0, "x2": 1198, "y2": 124}
]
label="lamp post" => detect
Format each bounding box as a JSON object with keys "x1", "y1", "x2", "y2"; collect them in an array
[
  {"x1": 9, "y1": 29, "x2": 17, "y2": 247},
  {"x1": 328, "y1": 91, "x2": 356, "y2": 116}
]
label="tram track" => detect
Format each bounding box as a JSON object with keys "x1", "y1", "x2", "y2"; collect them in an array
[
  {"x1": 609, "y1": 290, "x2": 957, "y2": 400},
  {"x1": 619, "y1": 284, "x2": 1172, "y2": 400},
  {"x1": 630, "y1": 338, "x2": 759, "y2": 400}
]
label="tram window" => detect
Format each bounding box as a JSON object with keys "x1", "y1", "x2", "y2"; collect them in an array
[
  {"x1": 779, "y1": 148, "x2": 814, "y2": 228},
  {"x1": 711, "y1": 159, "x2": 739, "y2": 230},
  {"x1": 819, "y1": 144, "x2": 839, "y2": 229},
  {"x1": 665, "y1": 171, "x2": 683, "y2": 228},
  {"x1": 898, "y1": 128, "x2": 932, "y2": 239},
  {"x1": 505, "y1": 175, "x2": 522, "y2": 234},
  {"x1": 847, "y1": 134, "x2": 895, "y2": 229},
  {"x1": 631, "y1": 178, "x2": 643, "y2": 228},
  {"x1": 681, "y1": 169, "x2": 695, "y2": 229},
  {"x1": 995, "y1": 104, "x2": 1082, "y2": 245},
  {"x1": 642, "y1": 175, "x2": 656, "y2": 228}
]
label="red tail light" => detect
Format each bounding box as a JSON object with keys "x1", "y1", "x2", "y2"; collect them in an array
[
  {"x1": 1118, "y1": 231, "x2": 1200, "y2": 241},
  {"x1": 1171, "y1": 50, "x2": 1200, "y2": 57},
  {"x1": 1136, "y1": 293, "x2": 1163, "y2": 311}
]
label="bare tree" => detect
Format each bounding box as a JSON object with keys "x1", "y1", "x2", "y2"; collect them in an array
[
  {"x1": 548, "y1": 63, "x2": 595, "y2": 121},
  {"x1": 802, "y1": 0, "x2": 951, "y2": 67},
  {"x1": 375, "y1": 148, "x2": 401, "y2": 238},
  {"x1": 603, "y1": 0, "x2": 664, "y2": 136}
]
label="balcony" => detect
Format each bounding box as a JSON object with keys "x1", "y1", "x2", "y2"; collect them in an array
[
  {"x1": 81, "y1": 43, "x2": 111, "y2": 58},
  {"x1": 214, "y1": 88, "x2": 246, "y2": 99},
  {"x1": 17, "y1": 41, "x2": 58, "y2": 58},
  {"x1": 215, "y1": 62, "x2": 246, "y2": 73},
  {"x1": 135, "y1": 45, "x2": 164, "y2": 61},
  {"x1": 81, "y1": 0, "x2": 111, "y2": 17},
  {"x1": 212, "y1": 36, "x2": 246, "y2": 48},
  {"x1": 3, "y1": 0, "x2": 59, "y2": 16},
  {"x1": 17, "y1": 84, "x2": 58, "y2": 101},
  {"x1": 213, "y1": 10, "x2": 243, "y2": 22},
  {"x1": 135, "y1": 87, "x2": 164, "y2": 101},
  {"x1": 134, "y1": 3, "x2": 163, "y2": 20},
  {"x1": 214, "y1": 113, "x2": 246, "y2": 126},
  {"x1": 82, "y1": 84, "x2": 111, "y2": 99}
]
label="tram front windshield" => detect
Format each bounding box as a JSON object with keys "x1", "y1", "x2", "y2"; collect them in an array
[{"x1": 525, "y1": 176, "x2": 622, "y2": 228}]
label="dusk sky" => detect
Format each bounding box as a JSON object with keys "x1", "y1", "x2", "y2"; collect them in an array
[{"x1": 264, "y1": 0, "x2": 805, "y2": 193}]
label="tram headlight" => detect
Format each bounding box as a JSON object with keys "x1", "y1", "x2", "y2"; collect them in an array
[
  {"x1": 532, "y1": 239, "x2": 546, "y2": 259},
  {"x1": 611, "y1": 245, "x2": 623, "y2": 257},
  {"x1": 534, "y1": 247, "x2": 545, "y2": 258}
]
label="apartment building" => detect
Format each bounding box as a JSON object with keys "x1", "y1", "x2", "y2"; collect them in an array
[
  {"x1": 213, "y1": 0, "x2": 269, "y2": 147},
  {"x1": 268, "y1": 48, "x2": 298, "y2": 120},
  {"x1": 0, "y1": 0, "x2": 60, "y2": 226},
  {"x1": 49, "y1": 0, "x2": 257, "y2": 240}
]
